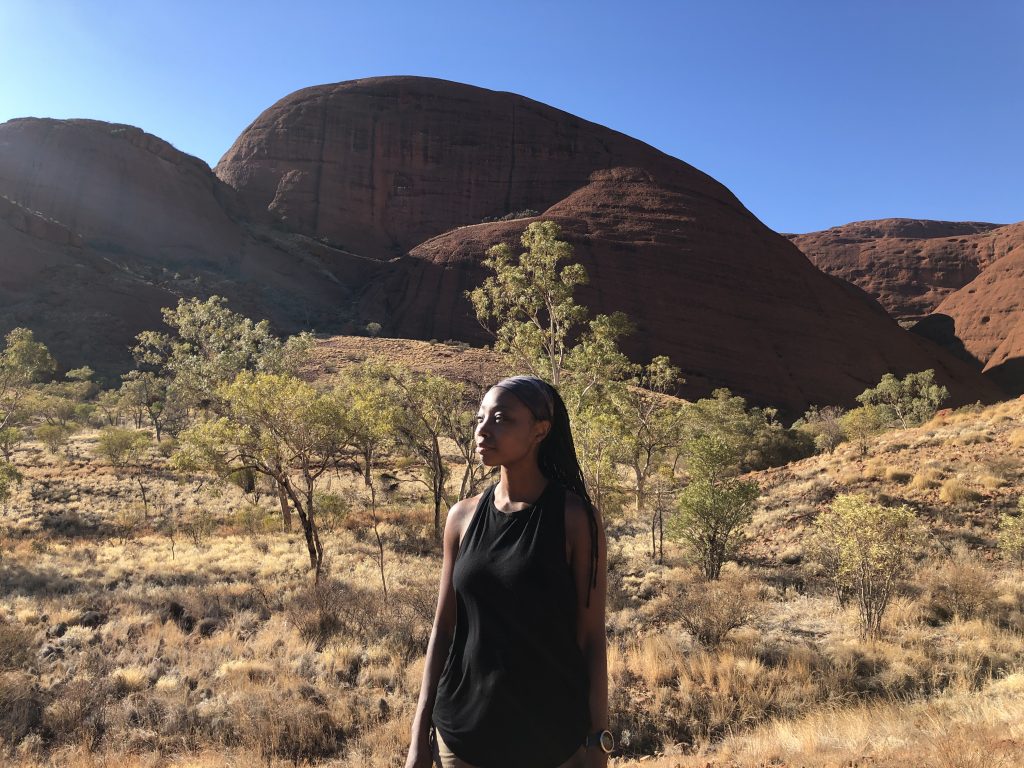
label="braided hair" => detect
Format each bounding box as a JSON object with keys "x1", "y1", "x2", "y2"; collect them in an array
[{"x1": 491, "y1": 376, "x2": 601, "y2": 609}]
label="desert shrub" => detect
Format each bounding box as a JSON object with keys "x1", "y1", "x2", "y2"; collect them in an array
[
  {"x1": 910, "y1": 467, "x2": 943, "y2": 490},
  {"x1": 854, "y1": 369, "x2": 949, "y2": 429},
  {"x1": 35, "y1": 423, "x2": 75, "y2": 455},
  {"x1": 810, "y1": 493, "x2": 921, "y2": 638},
  {"x1": 884, "y1": 467, "x2": 913, "y2": 484},
  {"x1": 113, "y1": 504, "x2": 146, "y2": 544},
  {"x1": 0, "y1": 672, "x2": 44, "y2": 747},
  {"x1": 234, "y1": 503, "x2": 273, "y2": 537},
  {"x1": 0, "y1": 621, "x2": 35, "y2": 672},
  {"x1": 792, "y1": 404, "x2": 846, "y2": 454},
  {"x1": 315, "y1": 492, "x2": 350, "y2": 533},
  {"x1": 675, "y1": 576, "x2": 759, "y2": 647},
  {"x1": 997, "y1": 501, "x2": 1024, "y2": 568},
  {"x1": 919, "y1": 556, "x2": 998, "y2": 623},
  {"x1": 667, "y1": 434, "x2": 760, "y2": 580},
  {"x1": 181, "y1": 506, "x2": 215, "y2": 548},
  {"x1": 840, "y1": 405, "x2": 891, "y2": 456},
  {"x1": 205, "y1": 686, "x2": 337, "y2": 761},
  {"x1": 939, "y1": 478, "x2": 983, "y2": 505}
]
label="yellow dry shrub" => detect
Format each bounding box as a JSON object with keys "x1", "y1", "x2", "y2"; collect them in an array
[{"x1": 939, "y1": 478, "x2": 983, "y2": 504}]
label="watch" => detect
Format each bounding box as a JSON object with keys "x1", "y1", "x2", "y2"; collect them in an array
[{"x1": 584, "y1": 728, "x2": 614, "y2": 753}]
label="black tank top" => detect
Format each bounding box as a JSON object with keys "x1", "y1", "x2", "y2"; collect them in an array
[{"x1": 432, "y1": 479, "x2": 590, "y2": 768}]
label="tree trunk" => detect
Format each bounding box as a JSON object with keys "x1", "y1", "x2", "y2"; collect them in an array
[
  {"x1": 135, "y1": 475, "x2": 149, "y2": 518},
  {"x1": 362, "y1": 447, "x2": 373, "y2": 487},
  {"x1": 368, "y1": 480, "x2": 389, "y2": 602},
  {"x1": 658, "y1": 506, "x2": 664, "y2": 564},
  {"x1": 283, "y1": 479, "x2": 324, "y2": 580},
  {"x1": 275, "y1": 479, "x2": 293, "y2": 531}
]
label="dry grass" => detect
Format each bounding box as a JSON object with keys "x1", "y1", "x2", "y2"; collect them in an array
[
  {"x1": 940, "y1": 478, "x2": 984, "y2": 504},
  {"x1": 883, "y1": 466, "x2": 913, "y2": 484},
  {"x1": 3, "y1": 394, "x2": 1024, "y2": 765}
]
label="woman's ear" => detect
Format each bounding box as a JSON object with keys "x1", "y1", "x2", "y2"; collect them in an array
[{"x1": 534, "y1": 418, "x2": 552, "y2": 444}]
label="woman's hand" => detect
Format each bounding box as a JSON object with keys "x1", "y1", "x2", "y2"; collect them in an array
[{"x1": 404, "y1": 737, "x2": 434, "y2": 768}]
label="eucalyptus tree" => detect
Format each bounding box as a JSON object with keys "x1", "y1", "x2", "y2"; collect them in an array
[{"x1": 174, "y1": 371, "x2": 349, "y2": 581}]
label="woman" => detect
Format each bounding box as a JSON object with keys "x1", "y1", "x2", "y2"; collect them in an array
[{"x1": 404, "y1": 375, "x2": 613, "y2": 768}]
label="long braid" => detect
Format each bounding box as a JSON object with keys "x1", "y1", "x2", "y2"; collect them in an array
[{"x1": 492, "y1": 377, "x2": 600, "y2": 609}]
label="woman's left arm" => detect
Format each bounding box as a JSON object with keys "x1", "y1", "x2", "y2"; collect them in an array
[{"x1": 567, "y1": 494, "x2": 609, "y2": 766}]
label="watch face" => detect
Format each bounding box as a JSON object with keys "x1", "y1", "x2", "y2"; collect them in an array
[{"x1": 599, "y1": 730, "x2": 614, "y2": 752}]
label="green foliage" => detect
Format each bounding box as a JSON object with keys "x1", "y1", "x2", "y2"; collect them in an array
[
  {"x1": 855, "y1": 369, "x2": 949, "y2": 429},
  {"x1": 681, "y1": 388, "x2": 811, "y2": 470},
  {"x1": 315, "y1": 492, "x2": 351, "y2": 533},
  {"x1": 95, "y1": 427, "x2": 150, "y2": 470},
  {"x1": 997, "y1": 498, "x2": 1024, "y2": 568},
  {"x1": 389, "y1": 366, "x2": 471, "y2": 537},
  {"x1": 792, "y1": 404, "x2": 846, "y2": 454},
  {"x1": 465, "y1": 220, "x2": 589, "y2": 386},
  {"x1": 666, "y1": 434, "x2": 760, "y2": 580},
  {"x1": 810, "y1": 493, "x2": 921, "y2": 638},
  {"x1": 608, "y1": 356, "x2": 686, "y2": 518},
  {"x1": 34, "y1": 423, "x2": 75, "y2": 455},
  {"x1": 838, "y1": 404, "x2": 891, "y2": 457},
  {"x1": 0, "y1": 328, "x2": 56, "y2": 434},
  {"x1": 0, "y1": 427, "x2": 22, "y2": 462},
  {"x1": 0, "y1": 460, "x2": 23, "y2": 514},
  {"x1": 133, "y1": 295, "x2": 313, "y2": 411},
  {"x1": 334, "y1": 358, "x2": 404, "y2": 487},
  {"x1": 119, "y1": 370, "x2": 185, "y2": 441},
  {"x1": 174, "y1": 370, "x2": 350, "y2": 576}
]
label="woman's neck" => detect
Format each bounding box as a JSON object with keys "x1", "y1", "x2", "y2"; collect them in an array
[{"x1": 495, "y1": 463, "x2": 549, "y2": 511}]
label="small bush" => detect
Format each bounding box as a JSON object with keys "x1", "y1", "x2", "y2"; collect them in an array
[
  {"x1": 0, "y1": 672, "x2": 44, "y2": 747},
  {"x1": 920, "y1": 557, "x2": 997, "y2": 623},
  {"x1": 939, "y1": 478, "x2": 983, "y2": 504},
  {"x1": 910, "y1": 467, "x2": 943, "y2": 490},
  {"x1": 675, "y1": 576, "x2": 759, "y2": 647},
  {"x1": 0, "y1": 622, "x2": 35, "y2": 672},
  {"x1": 884, "y1": 467, "x2": 913, "y2": 484},
  {"x1": 810, "y1": 493, "x2": 921, "y2": 638}
]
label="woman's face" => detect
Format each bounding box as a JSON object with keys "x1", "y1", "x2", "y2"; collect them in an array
[{"x1": 474, "y1": 387, "x2": 551, "y2": 468}]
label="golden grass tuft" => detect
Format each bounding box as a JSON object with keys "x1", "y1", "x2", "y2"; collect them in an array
[
  {"x1": 939, "y1": 477, "x2": 984, "y2": 504},
  {"x1": 910, "y1": 467, "x2": 943, "y2": 490},
  {"x1": 883, "y1": 466, "x2": 913, "y2": 484}
]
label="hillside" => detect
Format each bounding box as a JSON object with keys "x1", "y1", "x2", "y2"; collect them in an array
[
  {"x1": 0, "y1": 356, "x2": 1022, "y2": 765},
  {"x1": 0, "y1": 77, "x2": 1003, "y2": 413}
]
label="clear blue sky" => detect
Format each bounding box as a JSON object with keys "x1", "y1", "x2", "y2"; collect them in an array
[{"x1": 1, "y1": 0, "x2": 1021, "y2": 233}]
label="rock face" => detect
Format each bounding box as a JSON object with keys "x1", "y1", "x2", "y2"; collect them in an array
[
  {"x1": 0, "y1": 78, "x2": 1008, "y2": 413},
  {"x1": 918, "y1": 223, "x2": 1024, "y2": 394},
  {"x1": 788, "y1": 218, "x2": 1024, "y2": 394},
  {"x1": 214, "y1": 77, "x2": 739, "y2": 259},
  {"x1": 360, "y1": 165, "x2": 1003, "y2": 415},
  {"x1": 0, "y1": 118, "x2": 372, "y2": 377},
  {"x1": 787, "y1": 219, "x2": 1018, "y2": 322}
]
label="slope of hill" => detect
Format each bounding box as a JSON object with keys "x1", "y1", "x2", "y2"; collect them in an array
[
  {"x1": 0, "y1": 373, "x2": 1021, "y2": 767},
  {"x1": 0, "y1": 79, "x2": 1007, "y2": 413},
  {"x1": 0, "y1": 118, "x2": 373, "y2": 378},
  {"x1": 786, "y1": 218, "x2": 1017, "y2": 322}
]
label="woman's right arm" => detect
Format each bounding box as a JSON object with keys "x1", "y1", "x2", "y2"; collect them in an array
[{"x1": 404, "y1": 498, "x2": 468, "y2": 768}]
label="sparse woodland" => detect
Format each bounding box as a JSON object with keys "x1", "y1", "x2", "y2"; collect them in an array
[{"x1": 1, "y1": 223, "x2": 1022, "y2": 767}]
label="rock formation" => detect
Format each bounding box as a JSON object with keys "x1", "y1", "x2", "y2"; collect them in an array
[
  {"x1": 789, "y1": 218, "x2": 1024, "y2": 394},
  {"x1": 0, "y1": 78, "x2": 1008, "y2": 413},
  {"x1": 0, "y1": 118, "x2": 372, "y2": 377},
  {"x1": 787, "y1": 218, "x2": 1020, "y2": 322}
]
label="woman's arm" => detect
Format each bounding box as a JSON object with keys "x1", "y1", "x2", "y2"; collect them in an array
[
  {"x1": 405, "y1": 498, "x2": 470, "y2": 768},
  {"x1": 566, "y1": 493, "x2": 609, "y2": 763}
]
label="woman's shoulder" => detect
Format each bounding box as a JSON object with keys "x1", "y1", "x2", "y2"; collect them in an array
[{"x1": 559, "y1": 485, "x2": 601, "y2": 532}]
